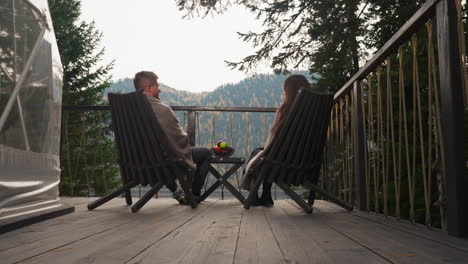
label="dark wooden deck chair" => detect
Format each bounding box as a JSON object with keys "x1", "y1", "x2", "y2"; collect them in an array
[
  {"x1": 244, "y1": 88, "x2": 354, "y2": 214},
  {"x1": 87, "y1": 90, "x2": 197, "y2": 213}
]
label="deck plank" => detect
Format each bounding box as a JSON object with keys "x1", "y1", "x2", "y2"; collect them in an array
[
  {"x1": 277, "y1": 200, "x2": 390, "y2": 264},
  {"x1": 311, "y1": 201, "x2": 468, "y2": 264},
  {"x1": 1, "y1": 198, "x2": 199, "y2": 263},
  {"x1": 1, "y1": 198, "x2": 468, "y2": 264},
  {"x1": 234, "y1": 207, "x2": 286, "y2": 264},
  {"x1": 315, "y1": 200, "x2": 468, "y2": 253},
  {"x1": 131, "y1": 200, "x2": 243, "y2": 264},
  {"x1": 20, "y1": 199, "x2": 217, "y2": 264},
  {"x1": 0, "y1": 198, "x2": 128, "y2": 252},
  {"x1": 263, "y1": 203, "x2": 335, "y2": 264}
]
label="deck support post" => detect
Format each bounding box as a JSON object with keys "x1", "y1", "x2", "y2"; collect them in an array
[
  {"x1": 187, "y1": 110, "x2": 196, "y2": 146},
  {"x1": 436, "y1": 0, "x2": 468, "y2": 238}
]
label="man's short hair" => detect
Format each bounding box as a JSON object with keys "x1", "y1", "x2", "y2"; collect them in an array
[{"x1": 133, "y1": 71, "x2": 158, "y2": 91}]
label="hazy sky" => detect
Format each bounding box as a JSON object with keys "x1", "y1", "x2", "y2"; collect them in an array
[{"x1": 80, "y1": 0, "x2": 268, "y2": 93}]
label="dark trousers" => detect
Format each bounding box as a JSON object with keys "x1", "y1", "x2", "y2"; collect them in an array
[
  {"x1": 190, "y1": 147, "x2": 212, "y2": 196},
  {"x1": 243, "y1": 147, "x2": 272, "y2": 195},
  {"x1": 167, "y1": 147, "x2": 211, "y2": 195}
]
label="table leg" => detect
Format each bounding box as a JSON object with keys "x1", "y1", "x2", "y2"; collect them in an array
[
  {"x1": 209, "y1": 164, "x2": 245, "y2": 203},
  {"x1": 199, "y1": 163, "x2": 245, "y2": 204}
]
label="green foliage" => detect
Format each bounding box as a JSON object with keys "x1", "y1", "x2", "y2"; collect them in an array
[
  {"x1": 49, "y1": 0, "x2": 113, "y2": 105},
  {"x1": 364, "y1": 1, "x2": 425, "y2": 48},
  {"x1": 175, "y1": 1, "x2": 426, "y2": 93},
  {"x1": 49, "y1": 0, "x2": 117, "y2": 196}
]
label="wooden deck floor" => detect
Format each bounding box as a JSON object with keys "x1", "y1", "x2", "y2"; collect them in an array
[{"x1": 1, "y1": 198, "x2": 467, "y2": 264}]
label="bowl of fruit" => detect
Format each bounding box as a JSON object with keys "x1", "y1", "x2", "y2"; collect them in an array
[{"x1": 211, "y1": 140, "x2": 235, "y2": 158}]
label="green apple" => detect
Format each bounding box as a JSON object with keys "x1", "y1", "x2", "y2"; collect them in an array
[{"x1": 219, "y1": 142, "x2": 228, "y2": 149}]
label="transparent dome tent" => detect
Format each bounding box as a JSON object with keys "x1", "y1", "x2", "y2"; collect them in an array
[{"x1": 0, "y1": 0, "x2": 72, "y2": 232}]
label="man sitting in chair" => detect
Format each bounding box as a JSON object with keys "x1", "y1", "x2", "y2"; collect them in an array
[{"x1": 133, "y1": 71, "x2": 211, "y2": 204}]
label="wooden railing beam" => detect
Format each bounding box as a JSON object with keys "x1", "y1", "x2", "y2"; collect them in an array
[{"x1": 62, "y1": 105, "x2": 277, "y2": 113}]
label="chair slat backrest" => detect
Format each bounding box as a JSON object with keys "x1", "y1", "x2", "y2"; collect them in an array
[
  {"x1": 108, "y1": 91, "x2": 186, "y2": 187},
  {"x1": 261, "y1": 89, "x2": 334, "y2": 186}
]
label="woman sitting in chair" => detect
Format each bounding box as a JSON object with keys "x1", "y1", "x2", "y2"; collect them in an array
[{"x1": 241, "y1": 74, "x2": 312, "y2": 206}]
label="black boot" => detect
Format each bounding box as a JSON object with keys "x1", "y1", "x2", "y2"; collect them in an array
[
  {"x1": 260, "y1": 182, "x2": 274, "y2": 207},
  {"x1": 250, "y1": 193, "x2": 263, "y2": 206}
]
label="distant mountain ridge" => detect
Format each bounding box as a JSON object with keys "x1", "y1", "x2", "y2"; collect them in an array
[
  {"x1": 106, "y1": 79, "x2": 204, "y2": 106},
  {"x1": 106, "y1": 71, "x2": 312, "y2": 108}
]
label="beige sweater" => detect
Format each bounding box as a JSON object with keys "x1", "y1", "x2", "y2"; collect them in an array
[{"x1": 146, "y1": 95, "x2": 195, "y2": 169}]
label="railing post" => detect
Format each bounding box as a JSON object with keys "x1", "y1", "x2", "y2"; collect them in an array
[
  {"x1": 436, "y1": 0, "x2": 468, "y2": 237},
  {"x1": 187, "y1": 110, "x2": 196, "y2": 146},
  {"x1": 353, "y1": 81, "x2": 367, "y2": 210}
]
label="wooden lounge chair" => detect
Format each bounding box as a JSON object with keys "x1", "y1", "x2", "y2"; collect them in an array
[
  {"x1": 244, "y1": 88, "x2": 354, "y2": 213},
  {"x1": 87, "y1": 91, "x2": 197, "y2": 212}
]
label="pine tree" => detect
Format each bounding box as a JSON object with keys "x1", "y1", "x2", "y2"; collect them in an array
[
  {"x1": 49, "y1": 0, "x2": 113, "y2": 105},
  {"x1": 48, "y1": 0, "x2": 118, "y2": 196},
  {"x1": 176, "y1": 0, "x2": 364, "y2": 93},
  {"x1": 175, "y1": 0, "x2": 426, "y2": 93}
]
